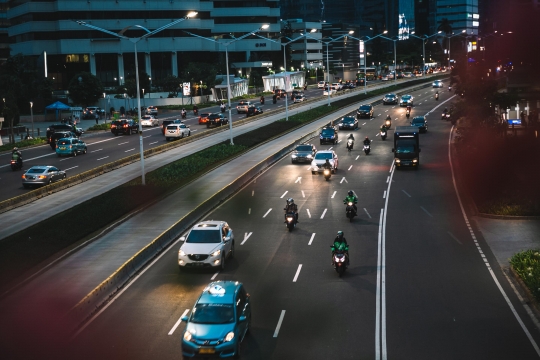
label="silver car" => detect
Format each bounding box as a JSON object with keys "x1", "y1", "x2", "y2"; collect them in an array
[
  {"x1": 22, "y1": 166, "x2": 66, "y2": 188},
  {"x1": 311, "y1": 150, "x2": 339, "y2": 174}
]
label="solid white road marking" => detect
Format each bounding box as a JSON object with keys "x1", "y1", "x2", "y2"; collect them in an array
[
  {"x1": 348, "y1": 165, "x2": 352, "y2": 171},
  {"x1": 211, "y1": 271, "x2": 219, "y2": 280},
  {"x1": 306, "y1": 209, "x2": 311, "y2": 218},
  {"x1": 340, "y1": 177, "x2": 347, "y2": 184},
  {"x1": 320, "y1": 208, "x2": 327, "y2": 219},
  {"x1": 420, "y1": 206, "x2": 433, "y2": 217},
  {"x1": 273, "y1": 310, "x2": 286, "y2": 337},
  {"x1": 168, "y1": 309, "x2": 190, "y2": 335},
  {"x1": 63, "y1": 166, "x2": 79, "y2": 171},
  {"x1": 386, "y1": 176, "x2": 390, "y2": 183},
  {"x1": 364, "y1": 208, "x2": 372, "y2": 218},
  {"x1": 338, "y1": 139, "x2": 342, "y2": 143},
  {"x1": 263, "y1": 208, "x2": 272, "y2": 218},
  {"x1": 97, "y1": 156, "x2": 109, "y2": 161},
  {"x1": 293, "y1": 264, "x2": 303, "y2": 282},
  {"x1": 331, "y1": 191, "x2": 337, "y2": 198},
  {"x1": 355, "y1": 155, "x2": 359, "y2": 160},
  {"x1": 447, "y1": 231, "x2": 462, "y2": 245},
  {"x1": 125, "y1": 148, "x2": 135, "y2": 152},
  {"x1": 241, "y1": 232, "x2": 253, "y2": 245},
  {"x1": 295, "y1": 177, "x2": 302, "y2": 184},
  {"x1": 376, "y1": 209, "x2": 384, "y2": 360},
  {"x1": 329, "y1": 147, "x2": 333, "y2": 150},
  {"x1": 302, "y1": 190, "x2": 305, "y2": 198},
  {"x1": 280, "y1": 191, "x2": 288, "y2": 198},
  {"x1": 383, "y1": 191, "x2": 387, "y2": 198},
  {"x1": 308, "y1": 233, "x2": 316, "y2": 245},
  {"x1": 90, "y1": 149, "x2": 103, "y2": 153},
  {"x1": 402, "y1": 190, "x2": 411, "y2": 197}
]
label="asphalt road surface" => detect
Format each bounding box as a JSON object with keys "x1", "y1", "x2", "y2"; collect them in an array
[{"x1": 48, "y1": 84, "x2": 540, "y2": 359}]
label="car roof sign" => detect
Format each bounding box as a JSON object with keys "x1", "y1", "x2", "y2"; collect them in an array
[{"x1": 207, "y1": 284, "x2": 226, "y2": 296}]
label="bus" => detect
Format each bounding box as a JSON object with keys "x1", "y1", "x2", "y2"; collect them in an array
[{"x1": 358, "y1": 67, "x2": 377, "y2": 81}]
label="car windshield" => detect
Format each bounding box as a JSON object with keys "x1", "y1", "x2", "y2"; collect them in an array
[
  {"x1": 296, "y1": 145, "x2": 312, "y2": 152},
  {"x1": 186, "y1": 229, "x2": 221, "y2": 243},
  {"x1": 190, "y1": 303, "x2": 235, "y2": 324},
  {"x1": 396, "y1": 146, "x2": 415, "y2": 154},
  {"x1": 321, "y1": 128, "x2": 335, "y2": 136},
  {"x1": 342, "y1": 117, "x2": 355, "y2": 123},
  {"x1": 167, "y1": 125, "x2": 179, "y2": 130},
  {"x1": 27, "y1": 168, "x2": 46, "y2": 174},
  {"x1": 315, "y1": 152, "x2": 333, "y2": 160},
  {"x1": 386, "y1": 94, "x2": 395, "y2": 98},
  {"x1": 402, "y1": 96, "x2": 411, "y2": 100},
  {"x1": 412, "y1": 119, "x2": 425, "y2": 124},
  {"x1": 359, "y1": 105, "x2": 371, "y2": 111}
]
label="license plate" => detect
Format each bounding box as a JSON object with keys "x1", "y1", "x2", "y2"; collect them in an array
[
  {"x1": 193, "y1": 262, "x2": 204, "y2": 266},
  {"x1": 402, "y1": 161, "x2": 411, "y2": 165},
  {"x1": 199, "y1": 348, "x2": 215, "y2": 354},
  {"x1": 60, "y1": 147, "x2": 66, "y2": 150}
]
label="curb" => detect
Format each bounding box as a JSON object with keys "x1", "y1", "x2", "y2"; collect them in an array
[{"x1": 477, "y1": 213, "x2": 540, "y2": 220}]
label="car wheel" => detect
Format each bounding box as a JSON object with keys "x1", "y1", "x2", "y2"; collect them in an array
[
  {"x1": 181, "y1": 132, "x2": 184, "y2": 139},
  {"x1": 83, "y1": 148, "x2": 87, "y2": 154},
  {"x1": 47, "y1": 178, "x2": 52, "y2": 185},
  {"x1": 221, "y1": 254, "x2": 226, "y2": 270},
  {"x1": 188, "y1": 131, "x2": 191, "y2": 136}
]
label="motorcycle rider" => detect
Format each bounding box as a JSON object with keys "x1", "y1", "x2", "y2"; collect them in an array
[
  {"x1": 284, "y1": 198, "x2": 299, "y2": 223},
  {"x1": 181, "y1": 108, "x2": 187, "y2": 119},
  {"x1": 363, "y1": 136, "x2": 371, "y2": 146},
  {"x1": 331, "y1": 231, "x2": 349, "y2": 265},
  {"x1": 435, "y1": 91, "x2": 439, "y2": 100},
  {"x1": 443, "y1": 107, "x2": 448, "y2": 114},
  {"x1": 193, "y1": 105, "x2": 199, "y2": 115},
  {"x1": 12, "y1": 147, "x2": 22, "y2": 168},
  {"x1": 343, "y1": 190, "x2": 358, "y2": 216},
  {"x1": 380, "y1": 123, "x2": 389, "y2": 136},
  {"x1": 322, "y1": 158, "x2": 333, "y2": 172},
  {"x1": 220, "y1": 103, "x2": 226, "y2": 112},
  {"x1": 260, "y1": 96, "x2": 265, "y2": 105}
]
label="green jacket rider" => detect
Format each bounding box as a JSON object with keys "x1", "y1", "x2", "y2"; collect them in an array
[
  {"x1": 331, "y1": 231, "x2": 350, "y2": 265},
  {"x1": 343, "y1": 190, "x2": 358, "y2": 215}
]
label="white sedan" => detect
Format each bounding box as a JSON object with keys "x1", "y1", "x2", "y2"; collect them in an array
[
  {"x1": 317, "y1": 81, "x2": 326, "y2": 89},
  {"x1": 323, "y1": 87, "x2": 336, "y2": 96},
  {"x1": 140, "y1": 115, "x2": 159, "y2": 127},
  {"x1": 165, "y1": 123, "x2": 191, "y2": 140}
]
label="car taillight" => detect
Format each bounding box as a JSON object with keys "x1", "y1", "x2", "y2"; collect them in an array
[{"x1": 111, "y1": 125, "x2": 116, "y2": 128}]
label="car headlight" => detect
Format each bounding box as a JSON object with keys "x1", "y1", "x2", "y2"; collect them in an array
[
  {"x1": 184, "y1": 331, "x2": 193, "y2": 341},
  {"x1": 413, "y1": 159, "x2": 418, "y2": 163},
  {"x1": 339, "y1": 123, "x2": 343, "y2": 126},
  {"x1": 211, "y1": 249, "x2": 221, "y2": 257},
  {"x1": 224, "y1": 331, "x2": 235, "y2": 342},
  {"x1": 179, "y1": 250, "x2": 186, "y2": 256},
  {"x1": 395, "y1": 159, "x2": 401, "y2": 163},
  {"x1": 306, "y1": 154, "x2": 313, "y2": 159},
  {"x1": 292, "y1": 154, "x2": 297, "y2": 158}
]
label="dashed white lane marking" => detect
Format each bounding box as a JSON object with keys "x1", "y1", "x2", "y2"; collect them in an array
[
  {"x1": 383, "y1": 191, "x2": 387, "y2": 198},
  {"x1": 402, "y1": 190, "x2": 411, "y2": 197},
  {"x1": 389, "y1": 164, "x2": 394, "y2": 172},
  {"x1": 91, "y1": 149, "x2": 103, "y2": 153},
  {"x1": 447, "y1": 231, "x2": 462, "y2": 245},
  {"x1": 143, "y1": 135, "x2": 152, "y2": 139},
  {"x1": 295, "y1": 177, "x2": 302, "y2": 184},
  {"x1": 280, "y1": 191, "x2": 288, "y2": 198},
  {"x1": 362, "y1": 122, "x2": 367, "y2": 125},
  {"x1": 307, "y1": 209, "x2": 311, "y2": 218},
  {"x1": 293, "y1": 264, "x2": 303, "y2": 282},
  {"x1": 191, "y1": 129, "x2": 198, "y2": 132},
  {"x1": 263, "y1": 208, "x2": 272, "y2": 218},
  {"x1": 273, "y1": 310, "x2": 286, "y2": 337},
  {"x1": 168, "y1": 309, "x2": 190, "y2": 335},
  {"x1": 364, "y1": 208, "x2": 372, "y2": 218},
  {"x1": 252, "y1": 190, "x2": 254, "y2": 196},
  {"x1": 59, "y1": 157, "x2": 72, "y2": 162},
  {"x1": 308, "y1": 233, "x2": 316, "y2": 245},
  {"x1": 331, "y1": 191, "x2": 337, "y2": 198},
  {"x1": 355, "y1": 155, "x2": 359, "y2": 160},
  {"x1": 241, "y1": 232, "x2": 253, "y2": 245},
  {"x1": 302, "y1": 190, "x2": 305, "y2": 198},
  {"x1": 420, "y1": 206, "x2": 433, "y2": 217},
  {"x1": 118, "y1": 142, "x2": 129, "y2": 145},
  {"x1": 149, "y1": 141, "x2": 158, "y2": 145},
  {"x1": 125, "y1": 148, "x2": 135, "y2": 152},
  {"x1": 97, "y1": 156, "x2": 109, "y2": 161},
  {"x1": 63, "y1": 166, "x2": 79, "y2": 171},
  {"x1": 348, "y1": 165, "x2": 353, "y2": 171},
  {"x1": 211, "y1": 271, "x2": 219, "y2": 280},
  {"x1": 320, "y1": 208, "x2": 327, "y2": 219},
  {"x1": 386, "y1": 176, "x2": 390, "y2": 183},
  {"x1": 306, "y1": 166, "x2": 311, "y2": 171},
  {"x1": 329, "y1": 147, "x2": 333, "y2": 150},
  {"x1": 338, "y1": 140, "x2": 342, "y2": 143},
  {"x1": 340, "y1": 177, "x2": 348, "y2": 184}
]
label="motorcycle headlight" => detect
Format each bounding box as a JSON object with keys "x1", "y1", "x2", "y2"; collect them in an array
[
  {"x1": 224, "y1": 331, "x2": 235, "y2": 342},
  {"x1": 286, "y1": 217, "x2": 294, "y2": 221},
  {"x1": 179, "y1": 250, "x2": 186, "y2": 256},
  {"x1": 348, "y1": 202, "x2": 353, "y2": 206},
  {"x1": 211, "y1": 250, "x2": 221, "y2": 257},
  {"x1": 413, "y1": 159, "x2": 418, "y2": 163}
]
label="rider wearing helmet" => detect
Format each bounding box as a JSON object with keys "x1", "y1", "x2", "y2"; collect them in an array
[
  {"x1": 12, "y1": 147, "x2": 22, "y2": 167},
  {"x1": 284, "y1": 198, "x2": 299, "y2": 223},
  {"x1": 363, "y1": 136, "x2": 371, "y2": 146},
  {"x1": 322, "y1": 158, "x2": 332, "y2": 171},
  {"x1": 343, "y1": 190, "x2": 358, "y2": 215},
  {"x1": 331, "y1": 231, "x2": 350, "y2": 265}
]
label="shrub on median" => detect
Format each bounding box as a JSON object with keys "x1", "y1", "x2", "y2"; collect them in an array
[{"x1": 510, "y1": 250, "x2": 540, "y2": 302}]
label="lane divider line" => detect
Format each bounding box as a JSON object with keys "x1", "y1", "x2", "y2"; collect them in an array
[
  {"x1": 168, "y1": 309, "x2": 189, "y2": 335},
  {"x1": 211, "y1": 271, "x2": 219, "y2": 280},
  {"x1": 293, "y1": 265, "x2": 303, "y2": 282},
  {"x1": 252, "y1": 190, "x2": 254, "y2": 196},
  {"x1": 248, "y1": 208, "x2": 251, "y2": 215},
  {"x1": 308, "y1": 233, "x2": 316, "y2": 245},
  {"x1": 376, "y1": 209, "x2": 384, "y2": 360},
  {"x1": 331, "y1": 191, "x2": 337, "y2": 198},
  {"x1": 329, "y1": 147, "x2": 333, "y2": 150},
  {"x1": 295, "y1": 177, "x2": 302, "y2": 184},
  {"x1": 63, "y1": 166, "x2": 79, "y2": 171},
  {"x1": 97, "y1": 156, "x2": 109, "y2": 161},
  {"x1": 386, "y1": 176, "x2": 390, "y2": 183},
  {"x1": 125, "y1": 148, "x2": 136, "y2": 153},
  {"x1": 420, "y1": 206, "x2": 433, "y2": 217},
  {"x1": 280, "y1": 191, "x2": 288, "y2": 199},
  {"x1": 241, "y1": 232, "x2": 253, "y2": 245},
  {"x1": 348, "y1": 165, "x2": 353, "y2": 171},
  {"x1": 263, "y1": 208, "x2": 272, "y2": 218},
  {"x1": 355, "y1": 155, "x2": 360, "y2": 160},
  {"x1": 320, "y1": 208, "x2": 327, "y2": 219},
  {"x1": 273, "y1": 310, "x2": 286, "y2": 338},
  {"x1": 364, "y1": 208, "x2": 372, "y2": 219},
  {"x1": 149, "y1": 141, "x2": 158, "y2": 145},
  {"x1": 302, "y1": 190, "x2": 305, "y2": 198},
  {"x1": 402, "y1": 190, "x2": 411, "y2": 197},
  {"x1": 307, "y1": 209, "x2": 311, "y2": 218}
]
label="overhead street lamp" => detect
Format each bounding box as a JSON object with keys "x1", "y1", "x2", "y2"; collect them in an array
[
  {"x1": 74, "y1": 11, "x2": 197, "y2": 185},
  {"x1": 185, "y1": 24, "x2": 269, "y2": 145},
  {"x1": 350, "y1": 30, "x2": 387, "y2": 94},
  {"x1": 380, "y1": 35, "x2": 399, "y2": 85},
  {"x1": 447, "y1": 30, "x2": 467, "y2": 68},
  {"x1": 410, "y1": 31, "x2": 442, "y2": 76}
]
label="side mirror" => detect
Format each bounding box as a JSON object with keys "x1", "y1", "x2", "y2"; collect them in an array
[
  {"x1": 180, "y1": 236, "x2": 186, "y2": 242},
  {"x1": 181, "y1": 316, "x2": 189, "y2": 322},
  {"x1": 239, "y1": 315, "x2": 247, "y2": 322}
]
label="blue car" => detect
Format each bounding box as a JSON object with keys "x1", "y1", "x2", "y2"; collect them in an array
[
  {"x1": 55, "y1": 137, "x2": 87, "y2": 157},
  {"x1": 182, "y1": 281, "x2": 251, "y2": 358}
]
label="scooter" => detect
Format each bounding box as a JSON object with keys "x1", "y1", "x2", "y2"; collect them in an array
[
  {"x1": 406, "y1": 110, "x2": 410, "y2": 119},
  {"x1": 385, "y1": 119, "x2": 392, "y2": 128},
  {"x1": 381, "y1": 130, "x2": 387, "y2": 140},
  {"x1": 435, "y1": 93, "x2": 439, "y2": 100},
  {"x1": 345, "y1": 202, "x2": 356, "y2": 222},
  {"x1": 363, "y1": 143, "x2": 371, "y2": 155},
  {"x1": 260, "y1": 97, "x2": 265, "y2": 105},
  {"x1": 220, "y1": 106, "x2": 226, "y2": 113},
  {"x1": 10, "y1": 159, "x2": 22, "y2": 171},
  {"x1": 448, "y1": 86, "x2": 452, "y2": 92},
  {"x1": 442, "y1": 112, "x2": 450, "y2": 120},
  {"x1": 181, "y1": 112, "x2": 187, "y2": 120},
  {"x1": 323, "y1": 168, "x2": 332, "y2": 181},
  {"x1": 332, "y1": 249, "x2": 348, "y2": 277},
  {"x1": 285, "y1": 212, "x2": 297, "y2": 232},
  {"x1": 346, "y1": 139, "x2": 354, "y2": 152},
  {"x1": 193, "y1": 109, "x2": 199, "y2": 116}
]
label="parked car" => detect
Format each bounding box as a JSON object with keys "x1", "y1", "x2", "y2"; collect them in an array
[
  {"x1": 161, "y1": 119, "x2": 183, "y2": 134},
  {"x1": 207, "y1": 113, "x2": 228, "y2": 128},
  {"x1": 178, "y1": 220, "x2": 234, "y2": 270},
  {"x1": 111, "y1": 119, "x2": 139, "y2": 136},
  {"x1": 236, "y1": 101, "x2": 252, "y2": 114},
  {"x1": 319, "y1": 126, "x2": 338, "y2": 145},
  {"x1": 293, "y1": 94, "x2": 306, "y2": 103},
  {"x1": 356, "y1": 104, "x2": 374, "y2": 119},
  {"x1": 46, "y1": 124, "x2": 82, "y2": 142},
  {"x1": 180, "y1": 281, "x2": 251, "y2": 359},
  {"x1": 22, "y1": 166, "x2": 66, "y2": 188},
  {"x1": 291, "y1": 144, "x2": 317, "y2": 164},
  {"x1": 140, "y1": 115, "x2": 159, "y2": 127},
  {"x1": 311, "y1": 150, "x2": 339, "y2": 174},
  {"x1": 198, "y1": 113, "x2": 211, "y2": 125},
  {"x1": 146, "y1": 106, "x2": 158, "y2": 116},
  {"x1": 49, "y1": 131, "x2": 77, "y2": 150},
  {"x1": 246, "y1": 106, "x2": 263, "y2": 117},
  {"x1": 55, "y1": 138, "x2": 87, "y2": 157},
  {"x1": 382, "y1": 94, "x2": 398, "y2": 105},
  {"x1": 338, "y1": 116, "x2": 359, "y2": 130},
  {"x1": 165, "y1": 123, "x2": 191, "y2": 140}
]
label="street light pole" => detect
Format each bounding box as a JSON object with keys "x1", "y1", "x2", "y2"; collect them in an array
[
  {"x1": 30, "y1": 102, "x2": 33, "y2": 138},
  {"x1": 75, "y1": 11, "x2": 198, "y2": 185},
  {"x1": 410, "y1": 31, "x2": 441, "y2": 76}
]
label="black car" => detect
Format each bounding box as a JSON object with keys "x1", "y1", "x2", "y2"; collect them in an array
[
  {"x1": 291, "y1": 144, "x2": 317, "y2": 163},
  {"x1": 161, "y1": 119, "x2": 183, "y2": 134},
  {"x1": 382, "y1": 93, "x2": 398, "y2": 105},
  {"x1": 49, "y1": 131, "x2": 77, "y2": 150},
  {"x1": 410, "y1": 116, "x2": 428, "y2": 133},
  {"x1": 319, "y1": 126, "x2": 338, "y2": 145},
  {"x1": 356, "y1": 104, "x2": 374, "y2": 119},
  {"x1": 207, "y1": 113, "x2": 228, "y2": 128},
  {"x1": 246, "y1": 106, "x2": 263, "y2": 117},
  {"x1": 111, "y1": 119, "x2": 139, "y2": 136},
  {"x1": 274, "y1": 89, "x2": 287, "y2": 98},
  {"x1": 338, "y1": 116, "x2": 359, "y2": 130},
  {"x1": 46, "y1": 124, "x2": 81, "y2": 141}
]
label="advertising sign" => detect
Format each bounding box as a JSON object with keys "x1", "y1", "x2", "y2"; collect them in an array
[{"x1": 183, "y1": 82, "x2": 191, "y2": 96}]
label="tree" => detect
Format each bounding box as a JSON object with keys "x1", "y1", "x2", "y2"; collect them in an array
[
  {"x1": 157, "y1": 75, "x2": 181, "y2": 97},
  {"x1": 123, "y1": 70, "x2": 151, "y2": 98},
  {"x1": 68, "y1": 72, "x2": 104, "y2": 107},
  {"x1": 180, "y1": 63, "x2": 222, "y2": 96}
]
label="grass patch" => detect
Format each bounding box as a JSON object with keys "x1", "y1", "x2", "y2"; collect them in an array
[
  {"x1": 477, "y1": 198, "x2": 539, "y2": 216},
  {"x1": 86, "y1": 123, "x2": 112, "y2": 131},
  {"x1": 510, "y1": 250, "x2": 540, "y2": 302},
  {"x1": 0, "y1": 137, "x2": 47, "y2": 152}
]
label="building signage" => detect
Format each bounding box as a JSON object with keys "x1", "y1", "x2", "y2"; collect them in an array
[{"x1": 183, "y1": 82, "x2": 191, "y2": 96}]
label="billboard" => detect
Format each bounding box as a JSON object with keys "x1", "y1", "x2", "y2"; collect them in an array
[{"x1": 183, "y1": 82, "x2": 191, "y2": 96}]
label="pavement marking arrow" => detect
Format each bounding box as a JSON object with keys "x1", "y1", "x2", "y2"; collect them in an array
[
  {"x1": 295, "y1": 177, "x2": 302, "y2": 184},
  {"x1": 308, "y1": 233, "x2": 316, "y2": 245},
  {"x1": 241, "y1": 232, "x2": 253, "y2": 245},
  {"x1": 340, "y1": 177, "x2": 348, "y2": 184}
]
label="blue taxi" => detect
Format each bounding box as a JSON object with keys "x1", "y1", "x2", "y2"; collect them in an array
[
  {"x1": 181, "y1": 281, "x2": 251, "y2": 358},
  {"x1": 55, "y1": 138, "x2": 87, "y2": 157}
]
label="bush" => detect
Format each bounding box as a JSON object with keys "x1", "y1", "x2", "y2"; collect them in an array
[
  {"x1": 0, "y1": 137, "x2": 47, "y2": 152},
  {"x1": 510, "y1": 250, "x2": 540, "y2": 302},
  {"x1": 86, "y1": 123, "x2": 112, "y2": 131}
]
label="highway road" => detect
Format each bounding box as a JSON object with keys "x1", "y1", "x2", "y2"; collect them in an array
[{"x1": 46, "y1": 84, "x2": 539, "y2": 359}]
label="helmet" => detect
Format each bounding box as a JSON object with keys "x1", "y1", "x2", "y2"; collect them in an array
[
  {"x1": 336, "y1": 231, "x2": 344, "y2": 239},
  {"x1": 348, "y1": 190, "x2": 354, "y2": 197},
  {"x1": 13, "y1": 147, "x2": 18, "y2": 151},
  {"x1": 365, "y1": 136, "x2": 369, "y2": 140},
  {"x1": 287, "y1": 198, "x2": 294, "y2": 205}
]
